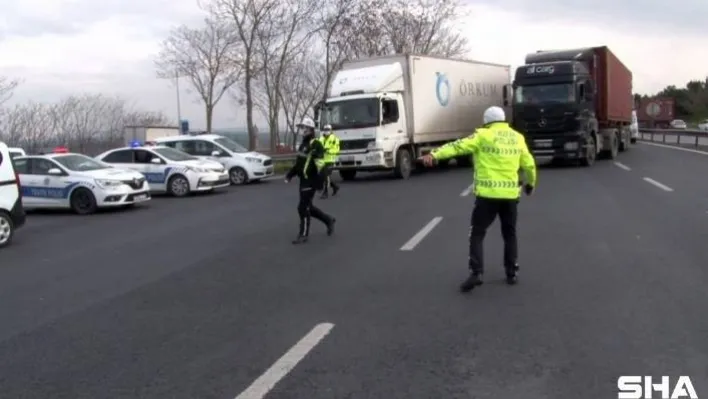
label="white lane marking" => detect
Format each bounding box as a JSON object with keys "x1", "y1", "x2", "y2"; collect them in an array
[
  {"x1": 400, "y1": 217, "x2": 443, "y2": 251},
  {"x1": 235, "y1": 323, "x2": 335, "y2": 399},
  {"x1": 639, "y1": 141, "x2": 708, "y2": 155},
  {"x1": 643, "y1": 177, "x2": 674, "y2": 192},
  {"x1": 613, "y1": 162, "x2": 631, "y2": 171},
  {"x1": 460, "y1": 183, "x2": 474, "y2": 196}
]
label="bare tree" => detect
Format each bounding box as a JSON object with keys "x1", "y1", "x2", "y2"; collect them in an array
[
  {"x1": 314, "y1": 0, "x2": 355, "y2": 99},
  {"x1": 337, "y1": 0, "x2": 469, "y2": 58},
  {"x1": 254, "y1": 0, "x2": 319, "y2": 152},
  {"x1": 155, "y1": 17, "x2": 242, "y2": 133},
  {"x1": 0, "y1": 76, "x2": 21, "y2": 106},
  {"x1": 1, "y1": 94, "x2": 170, "y2": 155},
  {"x1": 207, "y1": 0, "x2": 281, "y2": 150},
  {"x1": 278, "y1": 49, "x2": 326, "y2": 149}
]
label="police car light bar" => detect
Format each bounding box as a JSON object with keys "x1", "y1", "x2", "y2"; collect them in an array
[
  {"x1": 53, "y1": 146, "x2": 69, "y2": 153},
  {"x1": 130, "y1": 140, "x2": 142, "y2": 148}
]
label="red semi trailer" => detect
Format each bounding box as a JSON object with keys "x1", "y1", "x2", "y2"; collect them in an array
[{"x1": 512, "y1": 46, "x2": 633, "y2": 166}]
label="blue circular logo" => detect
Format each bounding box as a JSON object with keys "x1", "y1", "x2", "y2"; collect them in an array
[{"x1": 436, "y1": 73, "x2": 450, "y2": 106}]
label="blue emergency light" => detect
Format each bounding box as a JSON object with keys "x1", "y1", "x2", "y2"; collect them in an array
[{"x1": 130, "y1": 140, "x2": 142, "y2": 148}]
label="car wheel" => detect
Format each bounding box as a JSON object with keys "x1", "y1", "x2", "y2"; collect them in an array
[
  {"x1": 0, "y1": 212, "x2": 14, "y2": 248},
  {"x1": 70, "y1": 188, "x2": 98, "y2": 215},
  {"x1": 229, "y1": 167, "x2": 248, "y2": 185},
  {"x1": 167, "y1": 175, "x2": 190, "y2": 197}
]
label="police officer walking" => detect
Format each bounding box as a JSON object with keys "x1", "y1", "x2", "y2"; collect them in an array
[
  {"x1": 318, "y1": 124, "x2": 340, "y2": 199},
  {"x1": 285, "y1": 117, "x2": 336, "y2": 244},
  {"x1": 419, "y1": 106, "x2": 537, "y2": 292}
]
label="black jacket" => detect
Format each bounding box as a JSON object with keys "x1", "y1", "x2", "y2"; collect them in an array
[{"x1": 286, "y1": 136, "x2": 325, "y2": 189}]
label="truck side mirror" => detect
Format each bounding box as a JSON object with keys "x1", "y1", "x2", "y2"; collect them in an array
[{"x1": 503, "y1": 84, "x2": 512, "y2": 106}]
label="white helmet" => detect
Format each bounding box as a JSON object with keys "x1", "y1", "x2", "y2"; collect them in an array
[
  {"x1": 483, "y1": 106, "x2": 506, "y2": 124},
  {"x1": 297, "y1": 117, "x2": 315, "y2": 129},
  {"x1": 322, "y1": 124, "x2": 332, "y2": 134}
]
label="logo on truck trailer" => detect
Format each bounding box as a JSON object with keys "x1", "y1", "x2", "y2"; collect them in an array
[
  {"x1": 436, "y1": 72, "x2": 450, "y2": 106},
  {"x1": 459, "y1": 81, "x2": 499, "y2": 98}
]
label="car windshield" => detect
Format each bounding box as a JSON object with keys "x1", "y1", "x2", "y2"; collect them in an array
[
  {"x1": 53, "y1": 154, "x2": 110, "y2": 171},
  {"x1": 152, "y1": 147, "x2": 197, "y2": 161},
  {"x1": 214, "y1": 137, "x2": 247, "y2": 153},
  {"x1": 514, "y1": 84, "x2": 575, "y2": 104},
  {"x1": 321, "y1": 98, "x2": 380, "y2": 130},
  {"x1": 9, "y1": 151, "x2": 22, "y2": 158}
]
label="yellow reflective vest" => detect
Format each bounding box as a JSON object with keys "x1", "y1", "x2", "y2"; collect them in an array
[
  {"x1": 430, "y1": 122, "x2": 537, "y2": 199},
  {"x1": 319, "y1": 134, "x2": 340, "y2": 164}
]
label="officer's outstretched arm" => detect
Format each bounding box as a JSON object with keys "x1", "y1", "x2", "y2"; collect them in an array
[
  {"x1": 430, "y1": 133, "x2": 481, "y2": 161},
  {"x1": 519, "y1": 137, "x2": 537, "y2": 187}
]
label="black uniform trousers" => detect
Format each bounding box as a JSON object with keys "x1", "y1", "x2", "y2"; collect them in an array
[
  {"x1": 297, "y1": 186, "x2": 331, "y2": 237},
  {"x1": 468, "y1": 196, "x2": 519, "y2": 275},
  {"x1": 320, "y1": 163, "x2": 338, "y2": 194}
]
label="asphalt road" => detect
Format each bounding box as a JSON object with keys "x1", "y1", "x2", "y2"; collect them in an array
[{"x1": 1, "y1": 141, "x2": 707, "y2": 399}]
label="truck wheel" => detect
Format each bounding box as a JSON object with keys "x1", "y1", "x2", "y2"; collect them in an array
[
  {"x1": 619, "y1": 131, "x2": 630, "y2": 152},
  {"x1": 437, "y1": 159, "x2": 450, "y2": 169},
  {"x1": 608, "y1": 132, "x2": 620, "y2": 159},
  {"x1": 579, "y1": 135, "x2": 596, "y2": 167},
  {"x1": 630, "y1": 138, "x2": 637, "y2": 144},
  {"x1": 456, "y1": 155, "x2": 472, "y2": 167},
  {"x1": 339, "y1": 170, "x2": 356, "y2": 181},
  {"x1": 70, "y1": 188, "x2": 98, "y2": 215},
  {"x1": 393, "y1": 148, "x2": 412, "y2": 179}
]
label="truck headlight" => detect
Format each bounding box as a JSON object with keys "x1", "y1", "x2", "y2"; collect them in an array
[
  {"x1": 245, "y1": 157, "x2": 262, "y2": 163},
  {"x1": 95, "y1": 179, "x2": 122, "y2": 188},
  {"x1": 564, "y1": 142, "x2": 579, "y2": 150},
  {"x1": 366, "y1": 141, "x2": 378, "y2": 150}
]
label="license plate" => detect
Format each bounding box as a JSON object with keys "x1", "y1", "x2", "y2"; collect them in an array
[
  {"x1": 339, "y1": 155, "x2": 354, "y2": 162},
  {"x1": 535, "y1": 140, "x2": 552, "y2": 148},
  {"x1": 134, "y1": 194, "x2": 148, "y2": 201}
]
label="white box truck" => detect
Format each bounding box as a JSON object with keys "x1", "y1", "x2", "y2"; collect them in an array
[
  {"x1": 124, "y1": 126, "x2": 180, "y2": 146},
  {"x1": 315, "y1": 54, "x2": 513, "y2": 180}
]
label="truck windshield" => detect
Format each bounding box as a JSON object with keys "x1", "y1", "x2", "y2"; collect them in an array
[
  {"x1": 514, "y1": 84, "x2": 575, "y2": 104},
  {"x1": 321, "y1": 98, "x2": 380, "y2": 130}
]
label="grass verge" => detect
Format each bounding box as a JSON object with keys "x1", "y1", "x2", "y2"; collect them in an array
[{"x1": 273, "y1": 159, "x2": 295, "y2": 174}]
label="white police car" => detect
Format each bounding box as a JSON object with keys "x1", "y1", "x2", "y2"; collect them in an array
[
  {"x1": 13, "y1": 152, "x2": 151, "y2": 214},
  {"x1": 0, "y1": 142, "x2": 26, "y2": 247},
  {"x1": 153, "y1": 134, "x2": 273, "y2": 185},
  {"x1": 95, "y1": 145, "x2": 229, "y2": 197}
]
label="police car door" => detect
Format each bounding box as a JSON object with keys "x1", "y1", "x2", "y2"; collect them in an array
[
  {"x1": 134, "y1": 149, "x2": 168, "y2": 191},
  {"x1": 31, "y1": 158, "x2": 71, "y2": 208}
]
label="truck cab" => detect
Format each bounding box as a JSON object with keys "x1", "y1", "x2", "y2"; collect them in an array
[
  {"x1": 512, "y1": 61, "x2": 597, "y2": 163},
  {"x1": 315, "y1": 63, "x2": 408, "y2": 181},
  {"x1": 512, "y1": 47, "x2": 633, "y2": 166}
]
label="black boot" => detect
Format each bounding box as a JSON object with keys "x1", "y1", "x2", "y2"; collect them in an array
[
  {"x1": 459, "y1": 272, "x2": 483, "y2": 293},
  {"x1": 331, "y1": 185, "x2": 339, "y2": 196},
  {"x1": 292, "y1": 236, "x2": 308, "y2": 245},
  {"x1": 505, "y1": 264, "x2": 519, "y2": 285},
  {"x1": 320, "y1": 192, "x2": 329, "y2": 199},
  {"x1": 327, "y1": 218, "x2": 336, "y2": 236}
]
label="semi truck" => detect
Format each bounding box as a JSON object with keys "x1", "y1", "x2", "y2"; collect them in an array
[
  {"x1": 315, "y1": 54, "x2": 513, "y2": 180},
  {"x1": 511, "y1": 46, "x2": 633, "y2": 166},
  {"x1": 124, "y1": 126, "x2": 180, "y2": 146}
]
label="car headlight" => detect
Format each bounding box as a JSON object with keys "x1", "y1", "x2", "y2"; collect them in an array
[
  {"x1": 188, "y1": 166, "x2": 209, "y2": 173},
  {"x1": 95, "y1": 179, "x2": 122, "y2": 188},
  {"x1": 245, "y1": 157, "x2": 262, "y2": 163}
]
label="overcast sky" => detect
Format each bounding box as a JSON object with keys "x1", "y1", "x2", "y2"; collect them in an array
[{"x1": 0, "y1": 0, "x2": 705, "y2": 130}]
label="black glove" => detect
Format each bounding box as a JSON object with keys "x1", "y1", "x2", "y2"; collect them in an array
[{"x1": 523, "y1": 184, "x2": 534, "y2": 196}]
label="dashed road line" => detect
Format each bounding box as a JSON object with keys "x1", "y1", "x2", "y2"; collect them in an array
[
  {"x1": 643, "y1": 177, "x2": 674, "y2": 192},
  {"x1": 639, "y1": 141, "x2": 708, "y2": 155},
  {"x1": 400, "y1": 217, "x2": 443, "y2": 251},
  {"x1": 460, "y1": 183, "x2": 474, "y2": 197},
  {"x1": 234, "y1": 322, "x2": 335, "y2": 399},
  {"x1": 613, "y1": 162, "x2": 631, "y2": 171}
]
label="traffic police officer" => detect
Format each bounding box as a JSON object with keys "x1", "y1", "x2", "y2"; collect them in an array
[
  {"x1": 285, "y1": 117, "x2": 336, "y2": 244},
  {"x1": 318, "y1": 124, "x2": 340, "y2": 199},
  {"x1": 419, "y1": 106, "x2": 537, "y2": 292}
]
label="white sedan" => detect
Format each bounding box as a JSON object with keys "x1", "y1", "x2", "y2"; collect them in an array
[
  {"x1": 95, "y1": 145, "x2": 230, "y2": 197},
  {"x1": 697, "y1": 119, "x2": 708, "y2": 131},
  {"x1": 13, "y1": 153, "x2": 151, "y2": 214},
  {"x1": 670, "y1": 119, "x2": 687, "y2": 129}
]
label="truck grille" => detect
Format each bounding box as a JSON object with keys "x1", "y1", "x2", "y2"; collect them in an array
[
  {"x1": 340, "y1": 139, "x2": 372, "y2": 151},
  {"x1": 122, "y1": 177, "x2": 146, "y2": 189},
  {"x1": 521, "y1": 117, "x2": 569, "y2": 134},
  {"x1": 263, "y1": 159, "x2": 272, "y2": 166}
]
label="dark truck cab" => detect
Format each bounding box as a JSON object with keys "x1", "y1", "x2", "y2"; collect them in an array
[{"x1": 511, "y1": 47, "x2": 633, "y2": 166}]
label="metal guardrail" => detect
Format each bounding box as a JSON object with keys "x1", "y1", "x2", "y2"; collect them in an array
[
  {"x1": 638, "y1": 128, "x2": 708, "y2": 148},
  {"x1": 268, "y1": 153, "x2": 297, "y2": 161}
]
